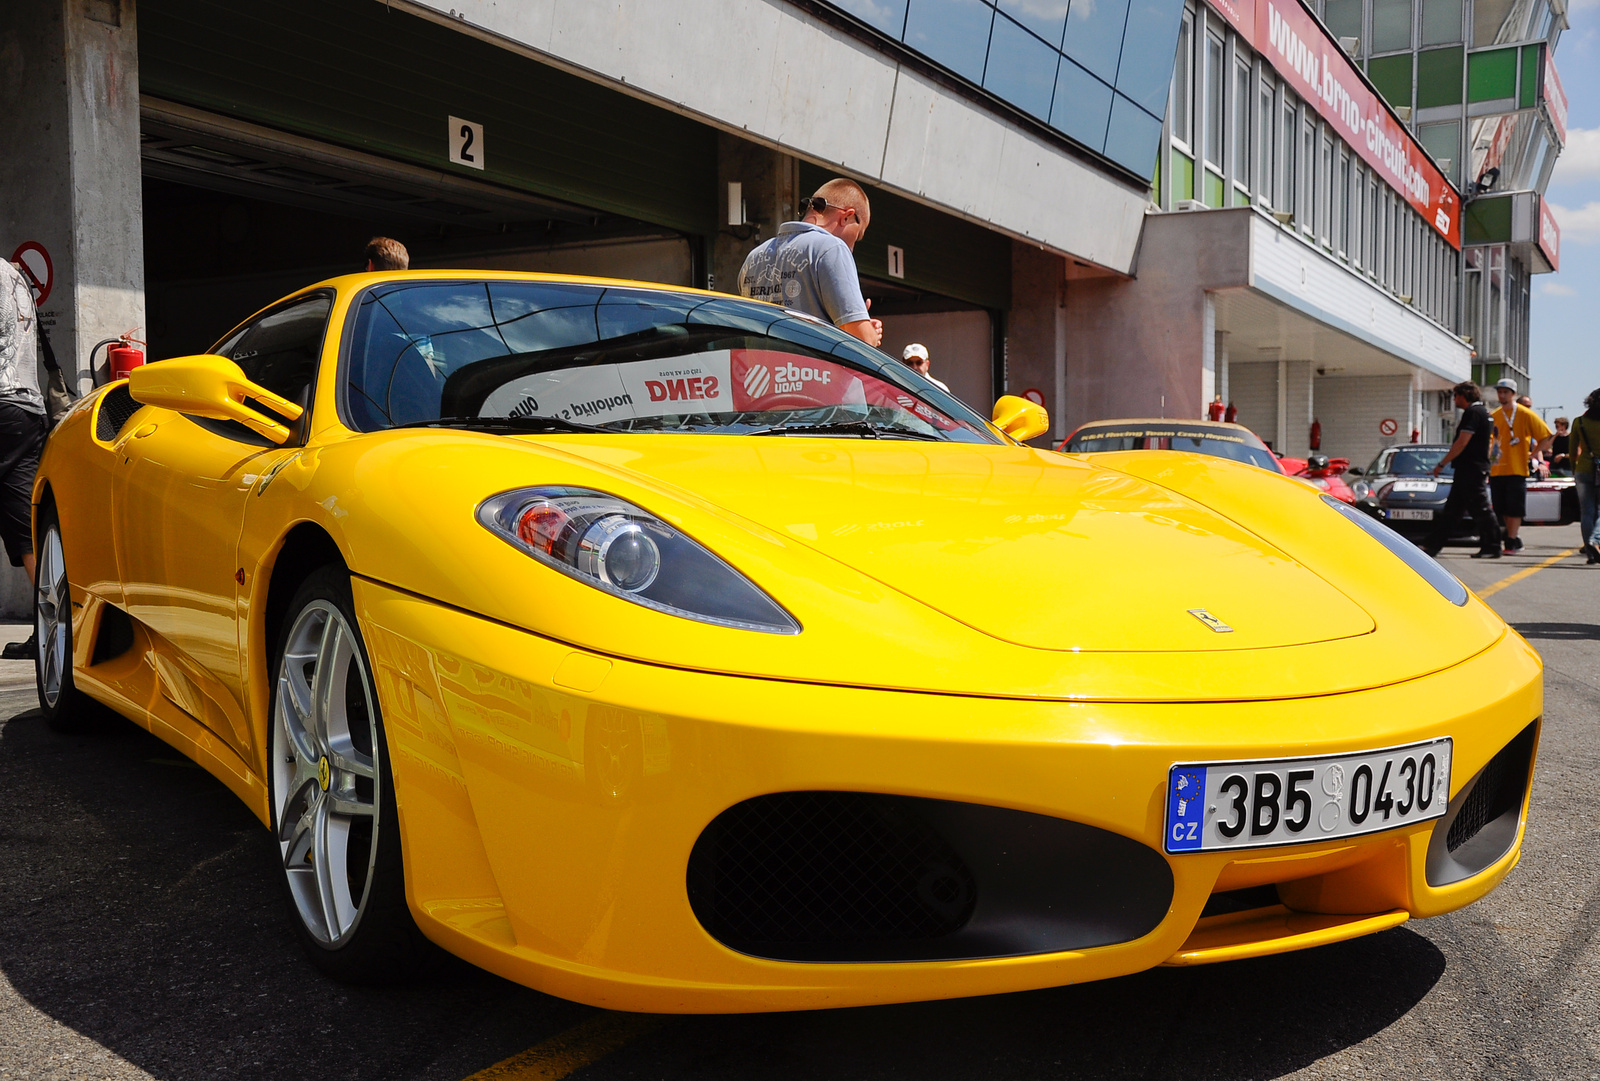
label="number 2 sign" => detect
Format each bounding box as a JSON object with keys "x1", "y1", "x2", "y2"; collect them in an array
[{"x1": 448, "y1": 116, "x2": 484, "y2": 170}]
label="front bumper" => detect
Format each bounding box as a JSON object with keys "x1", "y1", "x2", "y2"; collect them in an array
[{"x1": 353, "y1": 578, "x2": 1542, "y2": 1013}]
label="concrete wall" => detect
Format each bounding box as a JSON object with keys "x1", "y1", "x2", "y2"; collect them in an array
[
  {"x1": 0, "y1": 0, "x2": 144, "y2": 389},
  {"x1": 880, "y1": 310, "x2": 993, "y2": 412},
  {"x1": 1314, "y1": 375, "x2": 1420, "y2": 471},
  {"x1": 1005, "y1": 242, "x2": 1066, "y2": 444},
  {"x1": 1061, "y1": 212, "x2": 1251, "y2": 431},
  {"x1": 1228, "y1": 362, "x2": 1279, "y2": 450},
  {"x1": 394, "y1": 0, "x2": 1151, "y2": 274},
  {"x1": 713, "y1": 133, "x2": 799, "y2": 295}
]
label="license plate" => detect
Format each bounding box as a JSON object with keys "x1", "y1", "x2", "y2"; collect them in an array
[
  {"x1": 1165, "y1": 739, "x2": 1452, "y2": 853},
  {"x1": 1391, "y1": 480, "x2": 1438, "y2": 492},
  {"x1": 1386, "y1": 508, "x2": 1433, "y2": 520}
]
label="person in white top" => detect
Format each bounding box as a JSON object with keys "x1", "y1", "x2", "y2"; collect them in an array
[{"x1": 901, "y1": 343, "x2": 949, "y2": 393}]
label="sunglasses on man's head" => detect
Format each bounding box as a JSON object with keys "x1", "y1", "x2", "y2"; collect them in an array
[{"x1": 805, "y1": 195, "x2": 857, "y2": 219}]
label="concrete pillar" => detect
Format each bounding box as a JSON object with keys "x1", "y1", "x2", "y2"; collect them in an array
[
  {"x1": 1006, "y1": 241, "x2": 1066, "y2": 445},
  {"x1": 712, "y1": 132, "x2": 798, "y2": 297},
  {"x1": 0, "y1": 0, "x2": 144, "y2": 391}
]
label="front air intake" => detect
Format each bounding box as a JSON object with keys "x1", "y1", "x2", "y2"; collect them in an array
[
  {"x1": 95, "y1": 384, "x2": 142, "y2": 442},
  {"x1": 1426, "y1": 721, "x2": 1538, "y2": 886},
  {"x1": 687, "y1": 791, "x2": 1173, "y2": 963}
]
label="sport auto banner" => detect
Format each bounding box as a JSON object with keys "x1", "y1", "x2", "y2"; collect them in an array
[
  {"x1": 1207, "y1": 0, "x2": 1461, "y2": 248},
  {"x1": 478, "y1": 350, "x2": 959, "y2": 430}
]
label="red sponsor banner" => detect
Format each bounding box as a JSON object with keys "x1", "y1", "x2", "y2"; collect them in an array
[
  {"x1": 1207, "y1": 0, "x2": 1461, "y2": 248},
  {"x1": 1537, "y1": 195, "x2": 1560, "y2": 272},
  {"x1": 1543, "y1": 50, "x2": 1567, "y2": 145},
  {"x1": 729, "y1": 351, "x2": 962, "y2": 430}
]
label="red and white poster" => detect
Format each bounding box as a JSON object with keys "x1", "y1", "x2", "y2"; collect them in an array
[
  {"x1": 1207, "y1": 0, "x2": 1461, "y2": 248},
  {"x1": 478, "y1": 350, "x2": 962, "y2": 430},
  {"x1": 1543, "y1": 50, "x2": 1567, "y2": 146},
  {"x1": 1538, "y1": 195, "x2": 1560, "y2": 272}
]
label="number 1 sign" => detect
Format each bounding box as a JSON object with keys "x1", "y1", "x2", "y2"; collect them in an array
[{"x1": 449, "y1": 116, "x2": 484, "y2": 170}]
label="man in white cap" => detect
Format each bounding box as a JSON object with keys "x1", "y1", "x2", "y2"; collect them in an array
[
  {"x1": 901, "y1": 343, "x2": 949, "y2": 392},
  {"x1": 1489, "y1": 376, "x2": 1553, "y2": 554}
]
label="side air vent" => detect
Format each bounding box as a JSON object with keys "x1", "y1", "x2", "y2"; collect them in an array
[
  {"x1": 90, "y1": 603, "x2": 136, "y2": 665},
  {"x1": 687, "y1": 791, "x2": 1173, "y2": 963},
  {"x1": 1426, "y1": 721, "x2": 1538, "y2": 886},
  {"x1": 95, "y1": 384, "x2": 142, "y2": 442}
]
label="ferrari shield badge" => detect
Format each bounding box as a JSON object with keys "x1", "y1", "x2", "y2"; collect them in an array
[{"x1": 1187, "y1": 608, "x2": 1234, "y2": 633}]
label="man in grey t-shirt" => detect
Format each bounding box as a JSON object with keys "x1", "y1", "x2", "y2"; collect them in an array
[
  {"x1": 0, "y1": 258, "x2": 49, "y2": 657},
  {"x1": 738, "y1": 178, "x2": 883, "y2": 348}
]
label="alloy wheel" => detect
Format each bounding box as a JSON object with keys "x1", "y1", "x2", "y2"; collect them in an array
[
  {"x1": 272, "y1": 600, "x2": 381, "y2": 946},
  {"x1": 35, "y1": 525, "x2": 68, "y2": 709}
]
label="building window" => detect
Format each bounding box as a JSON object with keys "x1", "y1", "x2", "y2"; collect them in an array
[
  {"x1": 1172, "y1": 11, "x2": 1193, "y2": 150},
  {"x1": 1282, "y1": 97, "x2": 1298, "y2": 218},
  {"x1": 1318, "y1": 132, "x2": 1334, "y2": 245},
  {"x1": 1338, "y1": 149, "x2": 1352, "y2": 256},
  {"x1": 1325, "y1": 0, "x2": 1363, "y2": 43},
  {"x1": 1205, "y1": 31, "x2": 1225, "y2": 170},
  {"x1": 1233, "y1": 56, "x2": 1252, "y2": 192},
  {"x1": 1301, "y1": 116, "x2": 1316, "y2": 236},
  {"x1": 1421, "y1": 0, "x2": 1463, "y2": 44},
  {"x1": 1373, "y1": 0, "x2": 1414, "y2": 51},
  {"x1": 1258, "y1": 77, "x2": 1275, "y2": 205}
]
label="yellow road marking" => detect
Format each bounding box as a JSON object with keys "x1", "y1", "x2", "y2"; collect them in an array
[
  {"x1": 462, "y1": 1013, "x2": 663, "y2": 1081},
  {"x1": 1478, "y1": 547, "x2": 1580, "y2": 599}
]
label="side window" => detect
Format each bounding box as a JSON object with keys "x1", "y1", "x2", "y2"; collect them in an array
[
  {"x1": 203, "y1": 292, "x2": 332, "y2": 445},
  {"x1": 224, "y1": 293, "x2": 333, "y2": 406}
]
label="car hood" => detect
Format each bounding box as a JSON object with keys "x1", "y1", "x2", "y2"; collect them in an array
[
  {"x1": 565, "y1": 438, "x2": 1374, "y2": 652},
  {"x1": 315, "y1": 432, "x2": 1507, "y2": 702}
]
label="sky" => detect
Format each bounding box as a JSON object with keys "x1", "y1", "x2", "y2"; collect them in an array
[{"x1": 1531, "y1": 0, "x2": 1600, "y2": 418}]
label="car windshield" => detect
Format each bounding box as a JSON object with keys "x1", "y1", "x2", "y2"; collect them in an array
[
  {"x1": 341, "y1": 280, "x2": 998, "y2": 443},
  {"x1": 1381, "y1": 447, "x2": 1448, "y2": 475},
  {"x1": 1064, "y1": 425, "x2": 1280, "y2": 472}
]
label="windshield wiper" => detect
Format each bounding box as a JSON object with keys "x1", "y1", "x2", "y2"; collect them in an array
[
  {"x1": 396, "y1": 416, "x2": 612, "y2": 435},
  {"x1": 746, "y1": 420, "x2": 938, "y2": 440}
]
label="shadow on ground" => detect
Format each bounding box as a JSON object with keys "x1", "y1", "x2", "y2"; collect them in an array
[
  {"x1": 1, "y1": 700, "x2": 1445, "y2": 1081},
  {"x1": 1512, "y1": 622, "x2": 1600, "y2": 641}
]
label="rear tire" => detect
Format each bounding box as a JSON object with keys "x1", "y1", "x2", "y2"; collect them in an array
[
  {"x1": 268, "y1": 566, "x2": 435, "y2": 982},
  {"x1": 34, "y1": 506, "x2": 91, "y2": 731}
]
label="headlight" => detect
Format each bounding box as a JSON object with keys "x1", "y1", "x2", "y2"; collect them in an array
[
  {"x1": 1351, "y1": 480, "x2": 1370, "y2": 500},
  {"x1": 1322, "y1": 495, "x2": 1467, "y2": 606},
  {"x1": 478, "y1": 487, "x2": 801, "y2": 634}
]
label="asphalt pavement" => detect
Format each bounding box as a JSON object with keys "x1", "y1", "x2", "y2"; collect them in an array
[{"x1": 1, "y1": 527, "x2": 1597, "y2": 1081}]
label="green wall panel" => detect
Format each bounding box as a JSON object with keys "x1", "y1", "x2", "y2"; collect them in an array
[
  {"x1": 139, "y1": 0, "x2": 717, "y2": 237},
  {"x1": 1519, "y1": 44, "x2": 1541, "y2": 109},
  {"x1": 1171, "y1": 151, "x2": 1195, "y2": 203},
  {"x1": 1416, "y1": 47, "x2": 1464, "y2": 108},
  {"x1": 1463, "y1": 195, "x2": 1513, "y2": 244},
  {"x1": 1203, "y1": 170, "x2": 1225, "y2": 209},
  {"x1": 800, "y1": 164, "x2": 1011, "y2": 311},
  {"x1": 1468, "y1": 48, "x2": 1517, "y2": 103},
  {"x1": 1368, "y1": 54, "x2": 1414, "y2": 108}
]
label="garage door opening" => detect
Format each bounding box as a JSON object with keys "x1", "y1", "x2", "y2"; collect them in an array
[
  {"x1": 141, "y1": 101, "x2": 694, "y2": 363},
  {"x1": 863, "y1": 277, "x2": 997, "y2": 412}
]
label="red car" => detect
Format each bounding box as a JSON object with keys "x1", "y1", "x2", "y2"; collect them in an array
[{"x1": 1278, "y1": 453, "x2": 1358, "y2": 504}]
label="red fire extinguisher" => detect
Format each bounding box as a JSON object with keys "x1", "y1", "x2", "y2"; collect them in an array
[
  {"x1": 91, "y1": 329, "x2": 146, "y2": 383},
  {"x1": 1309, "y1": 418, "x2": 1322, "y2": 450},
  {"x1": 1410, "y1": 428, "x2": 1420, "y2": 444},
  {"x1": 1223, "y1": 402, "x2": 1237, "y2": 424},
  {"x1": 1208, "y1": 397, "x2": 1225, "y2": 421}
]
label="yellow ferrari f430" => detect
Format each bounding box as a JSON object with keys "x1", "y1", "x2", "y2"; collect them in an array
[{"x1": 33, "y1": 272, "x2": 1540, "y2": 1012}]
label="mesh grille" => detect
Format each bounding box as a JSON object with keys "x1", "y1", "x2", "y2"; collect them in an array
[
  {"x1": 95, "y1": 385, "x2": 141, "y2": 441},
  {"x1": 1447, "y1": 725, "x2": 1534, "y2": 853},
  {"x1": 687, "y1": 792, "x2": 976, "y2": 954}
]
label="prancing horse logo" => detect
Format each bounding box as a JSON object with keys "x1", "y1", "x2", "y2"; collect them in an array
[{"x1": 1187, "y1": 608, "x2": 1234, "y2": 633}]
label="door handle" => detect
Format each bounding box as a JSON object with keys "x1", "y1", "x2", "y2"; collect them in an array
[{"x1": 131, "y1": 423, "x2": 159, "y2": 439}]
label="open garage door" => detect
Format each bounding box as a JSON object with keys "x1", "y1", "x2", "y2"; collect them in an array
[{"x1": 142, "y1": 100, "x2": 695, "y2": 360}]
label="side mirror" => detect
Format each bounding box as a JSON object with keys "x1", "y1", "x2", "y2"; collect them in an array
[
  {"x1": 1346, "y1": 467, "x2": 1364, "y2": 477},
  {"x1": 992, "y1": 395, "x2": 1050, "y2": 442},
  {"x1": 128, "y1": 354, "x2": 304, "y2": 445}
]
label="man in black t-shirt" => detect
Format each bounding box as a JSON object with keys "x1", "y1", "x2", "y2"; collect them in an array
[{"x1": 1421, "y1": 381, "x2": 1502, "y2": 558}]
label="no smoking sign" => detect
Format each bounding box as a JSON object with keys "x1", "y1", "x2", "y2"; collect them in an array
[
  {"x1": 11, "y1": 242, "x2": 53, "y2": 306},
  {"x1": 1379, "y1": 418, "x2": 1399, "y2": 437}
]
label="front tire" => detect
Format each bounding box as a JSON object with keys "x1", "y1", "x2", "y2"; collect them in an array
[
  {"x1": 269, "y1": 567, "x2": 433, "y2": 982},
  {"x1": 35, "y1": 506, "x2": 90, "y2": 731}
]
